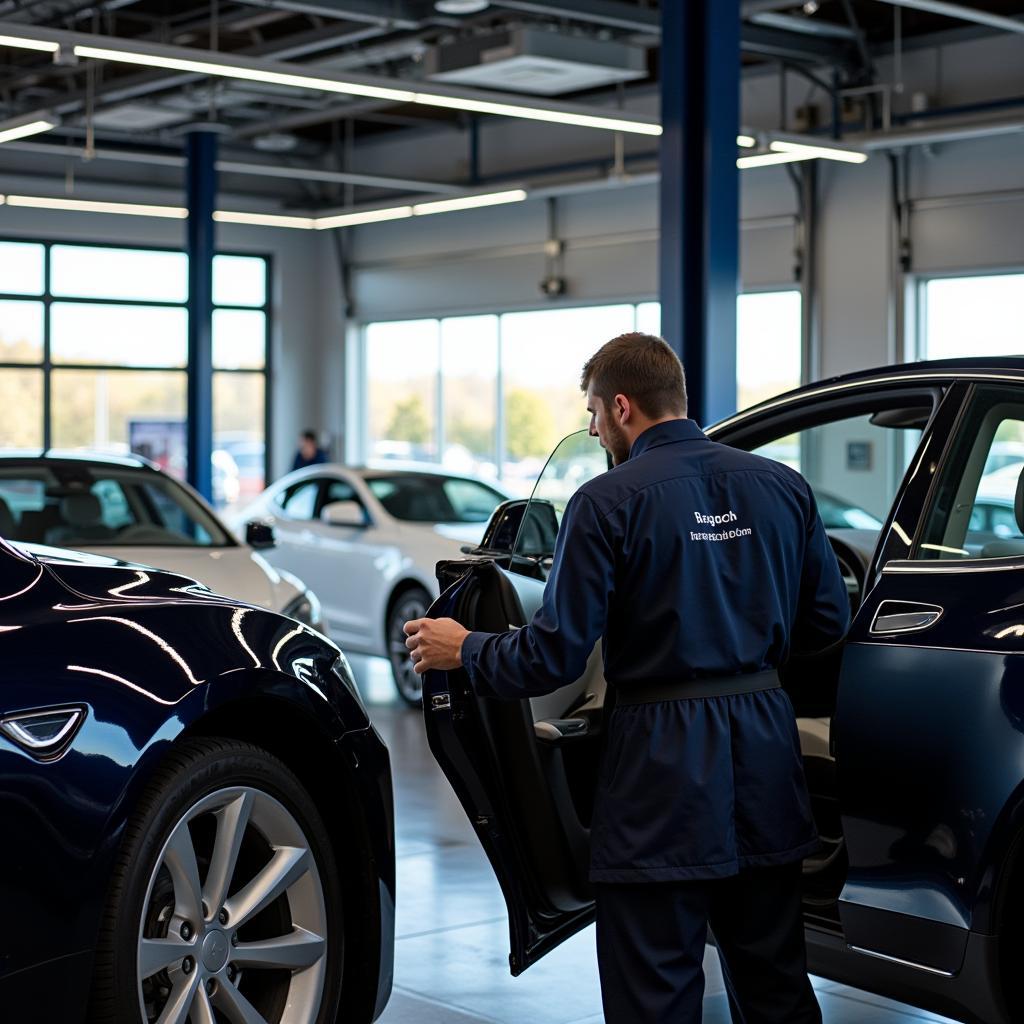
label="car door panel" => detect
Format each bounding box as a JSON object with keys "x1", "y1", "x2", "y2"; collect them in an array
[{"x1": 424, "y1": 558, "x2": 600, "y2": 974}]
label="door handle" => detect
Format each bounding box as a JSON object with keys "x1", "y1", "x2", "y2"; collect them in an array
[{"x1": 870, "y1": 600, "x2": 943, "y2": 635}]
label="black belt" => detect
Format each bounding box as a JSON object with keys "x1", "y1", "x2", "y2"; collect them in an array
[{"x1": 615, "y1": 669, "x2": 781, "y2": 706}]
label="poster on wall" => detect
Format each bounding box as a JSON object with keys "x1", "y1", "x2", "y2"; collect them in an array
[{"x1": 129, "y1": 418, "x2": 186, "y2": 479}]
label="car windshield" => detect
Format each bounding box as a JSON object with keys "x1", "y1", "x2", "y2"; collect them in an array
[
  {"x1": 0, "y1": 465, "x2": 233, "y2": 548},
  {"x1": 366, "y1": 474, "x2": 505, "y2": 524}
]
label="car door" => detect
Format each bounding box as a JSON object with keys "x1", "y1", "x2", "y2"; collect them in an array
[
  {"x1": 264, "y1": 477, "x2": 324, "y2": 590},
  {"x1": 829, "y1": 381, "x2": 1024, "y2": 978},
  {"x1": 423, "y1": 432, "x2": 609, "y2": 974},
  {"x1": 301, "y1": 475, "x2": 388, "y2": 650}
]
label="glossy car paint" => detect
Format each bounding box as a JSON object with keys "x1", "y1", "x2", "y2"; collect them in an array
[
  {"x1": 428, "y1": 359, "x2": 1024, "y2": 1024},
  {"x1": 0, "y1": 539, "x2": 394, "y2": 1024}
]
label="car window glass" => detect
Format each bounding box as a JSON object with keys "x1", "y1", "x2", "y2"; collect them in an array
[
  {"x1": 366, "y1": 475, "x2": 503, "y2": 524},
  {"x1": 281, "y1": 480, "x2": 319, "y2": 520},
  {"x1": 750, "y1": 413, "x2": 921, "y2": 538},
  {"x1": 917, "y1": 392, "x2": 1024, "y2": 560},
  {"x1": 91, "y1": 478, "x2": 134, "y2": 530},
  {"x1": 512, "y1": 430, "x2": 608, "y2": 563},
  {"x1": 323, "y1": 479, "x2": 358, "y2": 505},
  {"x1": 442, "y1": 479, "x2": 505, "y2": 523},
  {"x1": 0, "y1": 468, "x2": 228, "y2": 547}
]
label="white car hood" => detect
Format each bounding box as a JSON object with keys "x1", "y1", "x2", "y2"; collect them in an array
[
  {"x1": 74, "y1": 544, "x2": 299, "y2": 611},
  {"x1": 431, "y1": 522, "x2": 490, "y2": 546}
]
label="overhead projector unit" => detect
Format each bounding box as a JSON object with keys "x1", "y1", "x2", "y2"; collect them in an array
[{"x1": 425, "y1": 27, "x2": 647, "y2": 96}]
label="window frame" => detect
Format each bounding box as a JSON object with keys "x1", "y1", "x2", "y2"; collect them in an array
[
  {"x1": 357, "y1": 292, "x2": 804, "y2": 479},
  {"x1": 912, "y1": 267, "x2": 1024, "y2": 363},
  {"x1": 0, "y1": 235, "x2": 272, "y2": 490}
]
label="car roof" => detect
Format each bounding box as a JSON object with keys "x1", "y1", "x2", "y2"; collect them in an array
[
  {"x1": 0, "y1": 449, "x2": 159, "y2": 472},
  {"x1": 710, "y1": 357, "x2": 1024, "y2": 433}
]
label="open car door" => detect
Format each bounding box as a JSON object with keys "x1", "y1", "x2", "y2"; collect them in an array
[{"x1": 421, "y1": 432, "x2": 608, "y2": 975}]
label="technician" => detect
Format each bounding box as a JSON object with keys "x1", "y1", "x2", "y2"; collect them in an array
[{"x1": 405, "y1": 332, "x2": 850, "y2": 1024}]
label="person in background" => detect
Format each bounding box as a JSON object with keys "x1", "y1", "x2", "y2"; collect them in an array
[{"x1": 292, "y1": 430, "x2": 327, "y2": 472}]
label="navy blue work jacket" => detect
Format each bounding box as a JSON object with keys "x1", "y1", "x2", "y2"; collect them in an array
[{"x1": 461, "y1": 419, "x2": 851, "y2": 882}]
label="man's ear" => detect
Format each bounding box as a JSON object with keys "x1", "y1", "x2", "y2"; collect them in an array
[{"x1": 615, "y1": 393, "x2": 631, "y2": 423}]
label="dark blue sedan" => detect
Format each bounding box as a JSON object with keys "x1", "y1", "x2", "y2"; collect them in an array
[
  {"x1": 424, "y1": 357, "x2": 1024, "y2": 1024},
  {"x1": 0, "y1": 536, "x2": 394, "y2": 1024}
]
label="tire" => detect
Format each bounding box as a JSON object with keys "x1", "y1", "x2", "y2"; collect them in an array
[
  {"x1": 387, "y1": 586, "x2": 431, "y2": 707},
  {"x1": 90, "y1": 737, "x2": 343, "y2": 1024}
]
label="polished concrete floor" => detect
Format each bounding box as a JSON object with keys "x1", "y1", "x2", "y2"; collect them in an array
[{"x1": 349, "y1": 656, "x2": 956, "y2": 1024}]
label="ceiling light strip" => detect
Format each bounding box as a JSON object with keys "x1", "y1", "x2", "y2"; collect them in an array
[
  {"x1": 736, "y1": 151, "x2": 814, "y2": 169},
  {"x1": 4, "y1": 194, "x2": 188, "y2": 218},
  {"x1": 410, "y1": 189, "x2": 527, "y2": 216},
  {"x1": 72, "y1": 45, "x2": 416, "y2": 103},
  {"x1": 314, "y1": 206, "x2": 414, "y2": 230},
  {"x1": 770, "y1": 140, "x2": 868, "y2": 164},
  {"x1": 213, "y1": 210, "x2": 315, "y2": 229},
  {"x1": 0, "y1": 118, "x2": 57, "y2": 145},
  {"x1": 0, "y1": 33, "x2": 58, "y2": 52}
]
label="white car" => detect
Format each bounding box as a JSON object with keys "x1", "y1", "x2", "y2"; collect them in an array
[
  {"x1": 233, "y1": 464, "x2": 509, "y2": 703},
  {"x1": 0, "y1": 452, "x2": 323, "y2": 630}
]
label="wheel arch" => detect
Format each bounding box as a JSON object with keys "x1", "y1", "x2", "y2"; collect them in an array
[{"x1": 180, "y1": 694, "x2": 387, "y2": 1024}]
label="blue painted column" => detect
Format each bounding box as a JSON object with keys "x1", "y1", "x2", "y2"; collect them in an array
[
  {"x1": 659, "y1": 0, "x2": 741, "y2": 427},
  {"x1": 186, "y1": 129, "x2": 217, "y2": 501}
]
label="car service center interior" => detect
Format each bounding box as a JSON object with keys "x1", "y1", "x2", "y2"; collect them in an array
[{"x1": 1, "y1": 2, "x2": 1023, "y2": 1023}]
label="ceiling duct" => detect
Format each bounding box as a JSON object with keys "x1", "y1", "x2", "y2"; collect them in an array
[{"x1": 425, "y1": 26, "x2": 647, "y2": 96}]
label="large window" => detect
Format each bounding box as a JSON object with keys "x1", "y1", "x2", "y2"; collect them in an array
[
  {"x1": 0, "y1": 240, "x2": 269, "y2": 509},
  {"x1": 361, "y1": 293, "x2": 802, "y2": 493},
  {"x1": 917, "y1": 272, "x2": 1024, "y2": 361}
]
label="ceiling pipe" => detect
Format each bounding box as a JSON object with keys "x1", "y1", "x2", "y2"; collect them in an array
[{"x1": 871, "y1": 0, "x2": 1024, "y2": 36}]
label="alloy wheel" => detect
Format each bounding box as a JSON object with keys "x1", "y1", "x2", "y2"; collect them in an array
[
  {"x1": 136, "y1": 785, "x2": 328, "y2": 1024},
  {"x1": 388, "y1": 590, "x2": 429, "y2": 706}
]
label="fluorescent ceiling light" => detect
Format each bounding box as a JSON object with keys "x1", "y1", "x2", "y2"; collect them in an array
[
  {"x1": 770, "y1": 139, "x2": 868, "y2": 164},
  {"x1": 411, "y1": 189, "x2": 527, "y2": 215},
  {"x1": 73, "y1": 45, "x2": 417, "y2": 104},
  {"x1": 736, "y1": 134, "x2": 757, "y2": 148},
  {"x1": 214, "y1": 210, "x2": 315, "y2": 229},
  {"x1": 0, "y1": 116, "x2": 58, "y2": 145},
  {"x1": 0, "y1": 33, "x2": 59, "y2": 52},
  {"x1": 314, "y1": 206, "x2": 414, "y2": 230},
  {"x1": 413, "y1": 93, "x2": 661, "y2": 136},
  {"x1": 737, "y1": 151, "x2": 813, "y2": 169},
  {"x1": 5, "y1": 194, "x2": 188, "y2": 218}
]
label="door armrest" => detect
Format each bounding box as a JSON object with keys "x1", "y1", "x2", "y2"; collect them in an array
[{"x1": 534, "y1": 718, "x2": 590, "y2": 745}]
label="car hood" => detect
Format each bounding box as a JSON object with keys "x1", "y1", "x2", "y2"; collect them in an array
[
  {"x1": 60, "y1": 544, "x2": 295, "y2": 611},
  {"x1": 19, "y1": 540, "x2": 296, "y2": 610},
  {"x1": 16, "y1": 541, "x2": 225, "y2": 605}
]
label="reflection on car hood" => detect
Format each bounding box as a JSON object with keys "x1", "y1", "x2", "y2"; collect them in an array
[
  {"x1": 55, "y1": 544, "x2": 285, "y2": 611},
  {"x1": 17, "y1": 540, "x2": 221, "y2": 605}
]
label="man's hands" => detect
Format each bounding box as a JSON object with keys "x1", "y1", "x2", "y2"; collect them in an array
[{"x1": 403, "y1": 616, "x2": 470, "y2": 675}]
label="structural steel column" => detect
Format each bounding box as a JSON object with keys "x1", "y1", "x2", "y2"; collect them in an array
[
  {"x1": 186, "y1": 129, "x2": 217, "y2": 501},
  {"x1": 659, "y1": 0, "x2": 741, "y2": 427}
]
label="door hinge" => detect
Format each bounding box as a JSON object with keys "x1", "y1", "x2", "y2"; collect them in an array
[{"x1": 431, "y1": 693, "x2": 452, "y2": 711}]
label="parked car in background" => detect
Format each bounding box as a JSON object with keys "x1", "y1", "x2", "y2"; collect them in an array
[
  {"x1": 424, "y1": 358, "x2": 1024, "y2": 1024},
  {"x1": 0, "y1": 533, "x2": 393, "y2": 1023},
  {"x1": 0, "y1": 452, "x2": 323, "y2": 632},
  {"x1": 233, "y1": 465, "x2": 508, "y2": 704}
]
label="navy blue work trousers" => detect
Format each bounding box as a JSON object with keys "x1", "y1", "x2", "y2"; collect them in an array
[{"x1": 595, "y1": 862, "x2": 821, "y2": 1024}]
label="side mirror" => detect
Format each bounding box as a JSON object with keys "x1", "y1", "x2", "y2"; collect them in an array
[
  {"x1": 321, "y1": 500, "x2": 366, "y2": 528},
  {"x1": 245, "y1": 519, "x2": 276, "y2": 550},
  {"x1": 479, "y1": 498, "x2": 559, "y2": 557}
]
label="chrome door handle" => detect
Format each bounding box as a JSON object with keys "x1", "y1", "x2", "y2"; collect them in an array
[{"x1": 870, "y1": 600, "x2": 943, "y2": 635}]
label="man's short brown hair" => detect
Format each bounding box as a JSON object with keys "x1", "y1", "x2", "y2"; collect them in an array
[{"x1": 580, "y1": 332, "x2": 687, "y2": 419}]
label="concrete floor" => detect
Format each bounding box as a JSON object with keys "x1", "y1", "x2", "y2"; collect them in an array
[{"x1": 350, "y1": 656, "x2": 956, "y2": 1024}]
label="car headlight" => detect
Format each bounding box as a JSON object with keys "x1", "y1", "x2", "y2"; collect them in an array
[{"x1": 282, "y1": 589, "x2": 324, "y2": 632}]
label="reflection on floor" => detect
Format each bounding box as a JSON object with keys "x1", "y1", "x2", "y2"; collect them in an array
[{"x1": 349, "y1": 656, "x2": 956, "y2": 1024}]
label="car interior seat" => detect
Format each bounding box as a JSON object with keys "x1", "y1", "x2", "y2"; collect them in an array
[
  {"x1": 980, "y1": 464, "x2": 1024, "y2": 558},
  {"x1": 46, "y1": 493, "x2": 118, "y2": 547}
]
